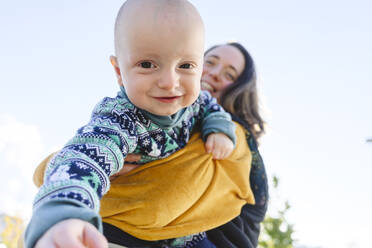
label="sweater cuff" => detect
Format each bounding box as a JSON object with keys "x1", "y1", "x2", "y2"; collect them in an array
[
  {"x1": 24, "y1": 199, "x2": 102, "y2": 248},
  {"x1": 202, "y1": 117, "x2": 236, "y2": 146}
]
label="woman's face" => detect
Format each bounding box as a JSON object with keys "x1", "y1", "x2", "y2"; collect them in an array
[{"x1": 201, "y1": 45, "x2": 245, "y2": 101}]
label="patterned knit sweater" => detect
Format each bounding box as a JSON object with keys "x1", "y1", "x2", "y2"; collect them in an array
[{"x1": 25, "y1": 87, "x2": 235, "y2": 248}]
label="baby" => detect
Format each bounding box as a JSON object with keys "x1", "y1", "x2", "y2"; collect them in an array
[{"x1": 25, "y1": 0, "x2": 235, "y2": 247}]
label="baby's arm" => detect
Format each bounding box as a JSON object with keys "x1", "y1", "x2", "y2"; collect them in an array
[
  {"x1": 25, "y1": 199, "x2": 105, "y2": 248},
  {"x1": 25, "y1": 97, "x2": 138, "y2": 247},
  {"x1": 197, "y1": 91, "x2": 236, "y2": 159}
]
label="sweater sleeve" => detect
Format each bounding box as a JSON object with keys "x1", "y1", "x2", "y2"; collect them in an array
[
  {"x1": 24, "y1": 96, "x2": 138, "y2": 247},
  {"x1": 24, "y1": 200, "x2": 102, "y2": 248},
  {"x1": 198, "y1": 91, "x2": 236, "y2": 145}
]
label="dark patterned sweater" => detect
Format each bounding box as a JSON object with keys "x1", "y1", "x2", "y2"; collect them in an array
[{"x1": 25, "y1": 88, "x2": 235, "y2": 248}]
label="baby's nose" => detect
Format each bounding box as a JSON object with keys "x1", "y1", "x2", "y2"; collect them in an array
[{"x1": 157, "y1": 70, "x2": 179, "y2": 89}]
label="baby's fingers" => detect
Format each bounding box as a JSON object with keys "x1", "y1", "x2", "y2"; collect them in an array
[
  {"x1": 35, "y1": 219, "x2": 108, "y2": 248},
  {"x1": 213, "y1": 143, "x2": 233, "y2": 160},
  {"x1": 34, "y1": 236, "x2": 58, "y2": 248},
  {"x1": 53, "y1": 234, "x2": 86, "y2": 248},
  {"x1": 205, "y1": 136, "x2": 215, "y2": 154},
  {"x1": 211, "y1": 145, "x2": 223, "y2": 160},
  {"x1": 36, "y1": 224, "x2": 85, "y2": 248},
  {"x1": 220, "y1": 146, "x2": 233, "y2": 159},
  {"x1": 83, "y1": 223, "x2": 108, "y2": 248}
]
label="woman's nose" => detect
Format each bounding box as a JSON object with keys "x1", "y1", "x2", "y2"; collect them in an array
[{"x1": 207, "y1": 65, "x2": 221, "y2": 82}]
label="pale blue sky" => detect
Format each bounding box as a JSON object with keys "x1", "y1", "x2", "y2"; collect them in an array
[{"x1": 0, "y1": 1, "x2": 371, "y2": 247}]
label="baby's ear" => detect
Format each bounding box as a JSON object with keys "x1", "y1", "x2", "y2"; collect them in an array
[{"x1": 110, "y1": 55, "x2": 123, "y2": 86}]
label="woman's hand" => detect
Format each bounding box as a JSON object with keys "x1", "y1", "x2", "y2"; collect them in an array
[{"x1": 110, "y1": 154, "x2": 141, "y2": 180}]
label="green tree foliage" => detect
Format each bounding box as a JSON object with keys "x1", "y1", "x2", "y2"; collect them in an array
[{"x1": 259, "y1": 176, "x2": 295, "y2": 248}]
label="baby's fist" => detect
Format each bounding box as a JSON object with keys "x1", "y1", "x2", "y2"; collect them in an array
[
  {"x1": 35, "y1": 219, "x2": 107, "y2": 248},
  {"x1": 205, "y1": 133, "x2": 234, "y2": 160}
]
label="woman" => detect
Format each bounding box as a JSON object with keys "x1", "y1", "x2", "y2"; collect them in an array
[
  {"x1": 202, "y1": 42, "x2": 268, "y2": 247},
  {"x1": 202, "y1": 42, "x2": 265, "y2": 141}
]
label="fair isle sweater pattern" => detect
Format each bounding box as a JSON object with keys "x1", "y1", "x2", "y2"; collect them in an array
[{"x1": 33, "y1": 90, "x2": 232, "y2": 213}]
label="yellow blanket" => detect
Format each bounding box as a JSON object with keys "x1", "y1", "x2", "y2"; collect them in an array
[{"x1": 33, "y1": 123, "x2": 254, "y2": 240}]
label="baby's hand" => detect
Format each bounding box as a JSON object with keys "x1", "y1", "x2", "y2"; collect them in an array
[
  {"x1": 205, "y1": 133, "x2": 234, "y2": 160},
  {"x1": 35, "y1": 219, "x2": 107, "y2": 248}
]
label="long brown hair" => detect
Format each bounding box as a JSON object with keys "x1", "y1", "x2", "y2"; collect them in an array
[{"x1": 205, "y1": 42, "x2": 265, "y2": 141}]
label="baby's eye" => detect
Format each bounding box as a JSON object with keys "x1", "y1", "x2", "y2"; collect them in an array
[
  {"x1": 179, "y1": 63, "x2": 193, "y2": 69},
  {"x1": 139, "y1": 61, "x2": 155, "y2": 68}
]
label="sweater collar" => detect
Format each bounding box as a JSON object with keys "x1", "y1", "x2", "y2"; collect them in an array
[{"x1": 119, "y1": 86, "x2": 185, "y2": 128}]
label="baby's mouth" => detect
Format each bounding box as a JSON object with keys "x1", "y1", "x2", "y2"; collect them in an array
[
  {"x1": 201, "y1": 81, "x2": 215, "y2": 93},
  {"x1": 153, "y1": 96, "x2": 181, "y2": 103}
]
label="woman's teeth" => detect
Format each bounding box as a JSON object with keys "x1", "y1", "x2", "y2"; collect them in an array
[{"x1": 201, "y1": 82, "x2": 214, "y2": 92}]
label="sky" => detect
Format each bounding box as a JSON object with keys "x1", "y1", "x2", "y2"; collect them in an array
[{"x1": 0, "y1": 0, "x2": 371, "y2": 247}]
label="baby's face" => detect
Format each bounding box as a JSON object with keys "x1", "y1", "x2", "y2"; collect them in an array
[{"x1": 116, "y1": 19, "x2": 204, "y2": 116}]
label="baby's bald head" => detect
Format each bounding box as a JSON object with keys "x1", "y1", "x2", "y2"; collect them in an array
[
  {"x1": 110, "y1": 0, "x2": 205, "y2": 116},
  {"x1": 114, "y1": 0, "x2": 204, "y2": 60}
]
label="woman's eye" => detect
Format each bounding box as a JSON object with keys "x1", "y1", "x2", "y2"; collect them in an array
[
  {"x1": 225, "y1": 72, "x2": 235, "y2": 81},
  {"x1": 179, "y1": 63, "x2": 193, "y2": 69},
  {"x1": 205, "y1": 60, "x2": 214, "y2": 66},
  {"x1": 139, "y1": 61, "x2": 154, "y2": 68}
]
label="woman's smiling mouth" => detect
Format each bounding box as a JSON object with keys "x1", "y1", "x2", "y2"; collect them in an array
[{"x1": 201, "y1": 81, "x2": 215, "y2": 93}]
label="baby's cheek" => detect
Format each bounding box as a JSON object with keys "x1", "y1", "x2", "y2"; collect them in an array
[{"x1": 184, "y1": 92, "x2": 199, "y2": 106}]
